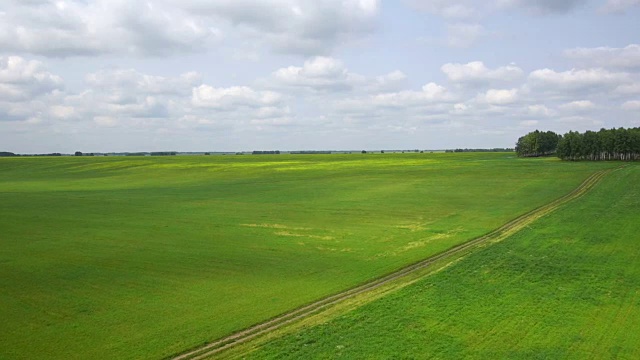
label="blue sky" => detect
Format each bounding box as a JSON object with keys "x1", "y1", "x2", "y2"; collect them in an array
[{"x1": 1, "y1": 0, "x2": 639, "y2": 153}]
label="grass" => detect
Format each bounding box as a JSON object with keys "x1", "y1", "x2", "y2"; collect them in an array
[
  {"x1": 241, "y1": 164, "x2": 640, "y2": 359},
  {"x1": 0, "y1": 153, "x2": 617, "y2": 359}
]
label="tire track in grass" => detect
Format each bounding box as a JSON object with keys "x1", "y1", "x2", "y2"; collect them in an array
[{"x1": 170, "y1": 167, "x2": 619, "y2": 360}]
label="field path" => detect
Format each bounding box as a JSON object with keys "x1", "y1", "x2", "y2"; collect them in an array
[{"x1": 170, "y1": 167, "x2": 618, "y2": 360}]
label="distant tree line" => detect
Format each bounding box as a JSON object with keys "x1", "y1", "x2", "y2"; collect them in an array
[
  {"x1": 151, "y1": 151, "x2": 177, "y2": 156},
  {"x1": 0, "y1": 152, "x2": 62, "y2": 157},
  {"x1": 252, "y1": 150, "x2": 280, "y2": 155},
  {"x1": 516, "y1": 127, "x2": 640, "y2": 161},
  {"x1": 290, "y1": 151, "x2": 332, "y2": 154},
  {"x1": 515, "y1": 130, "x2": 561, "y2": 157},
  {"x1": 446, "y1": 148, "x2": 515, "y2": 153}
]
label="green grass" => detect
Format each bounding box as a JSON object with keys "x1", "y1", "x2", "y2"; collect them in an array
[
  {"x1": 0, "y1": 153, "x2": 616, "y2": 359},
  {"x1": 243, "y1": 164, "x2": 640, "y2": 359}
]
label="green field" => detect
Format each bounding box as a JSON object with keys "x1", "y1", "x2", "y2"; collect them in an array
[
  {"x1": 0, "y1": 153, "x2": 618, "y2": 359},
  {"x1": 242, "y1": 164, "x2": 640, "y2": 359}
]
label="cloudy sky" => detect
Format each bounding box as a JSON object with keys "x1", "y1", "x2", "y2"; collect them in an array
[{"x1": 1, "y1": 0, "x2": 639, "y2": 153}]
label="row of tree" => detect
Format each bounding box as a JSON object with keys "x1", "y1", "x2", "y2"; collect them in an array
[
  {"x1": 0, "y1": 152, "x2": 62, "y2": 157},
  {"x1": 448, "y1": 148, "x2": 514, "y2": 153},
  {"x1": 557, "y1": 127, "x2": 640, "y2": 161},
  {"x1": 252, "y1": 150, "x2": 281, "y2": 155},
  {"x1": 516, "y1": 127, "x2": 640, "y2": 161}
]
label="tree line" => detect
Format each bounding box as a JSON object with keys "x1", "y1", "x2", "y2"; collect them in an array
[
  {"x1": 516, "y1": 127, "x2": 640, "y2": 161},
  {"x1": 0, "y1": 152, "x2": 62, "y2": 157}
]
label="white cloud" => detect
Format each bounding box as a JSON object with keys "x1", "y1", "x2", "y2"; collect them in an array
[
  {"x1": 621, "y1": 100, "x2": 640, "y2": 110},
  {"x1": 565, "y1": 44, "x2": 640, "y2": 70},
  {"x1": 370, "y1": 82, "x2": 454, "y2": 107},
  {"x1": 332, "y1": 81, "x2": 455, "y2": 125},
  {"x1": 372, "y1": 70, "x2": 409, "y2": 92},
  {"x1": 451, "y1": 103, "x2": 469, "y2": 114},
  {"x1": 441, "y1": 61, "x2": 523, "y2": 84},
  {"x1": 558, "y1": 100, "x2": 596, "y2": 111},
  {"x1": 528, "y1": 68, "x2": 629, "y2": 93},
  {"x1": 60, "y1": 68, "x2": 205, "y2": 123},
  {"x1": 0, "y1": 0, "x2": 379, "y2": 58},
  {"x1": 480, "y1": 88, "x2": 519, "y2": 105},
  {"x1": 601, "y1": 0, "x2": 640, "y2": 13},
  {"x1": 269, "y1": 57, "x2": 407, "y2": 93},
  {"x1": 527, "y1": 104, "x2": 553, "y2": 117},
  {"x1": 192, "y1": 85, "x2": 284, "y2": 109},
  {"x1": 0, "y1": 56, "x2": 63, "y2": 100},
  {"x1": 85, "y1": 69, "x2": 201, "y2": 96},
  {"x1": 271, "y1": 57, "x2": 359, "y2": 92},
  {"x1": 0, "y1": 1, "x2": 219, "y2": 57},
  {"x1": 0, "y1": 56, "x2": 64, "y2": 123},
  {"x1": 49, "y1": 105, "x2": 75, "y2": 119},
  {"x1": 176, "y1": 0, "x2": 380, "y2": 56}
]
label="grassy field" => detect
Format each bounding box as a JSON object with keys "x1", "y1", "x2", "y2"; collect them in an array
[
  {"x1": 0, "y1": 153, "x2": 616, "y2": 359},
  {"x1": 242, "y1": 164, "x2": 640, "y2": 359}
]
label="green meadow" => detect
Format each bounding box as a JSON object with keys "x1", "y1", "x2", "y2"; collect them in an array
[
  {"x1": 243, "y1": 164, "x2": 640, "y2": 359},
  {"x1": 0, "y1": 153, "x2": 617, "y2": 359}
]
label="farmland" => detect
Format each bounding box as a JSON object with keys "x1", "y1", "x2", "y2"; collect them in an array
[
  {"x1": 0, "y1": 153, "x2": 618, "y2": 359},
  {"x1": 240, "y1": 164, "x2": 640, "y2": 359}
]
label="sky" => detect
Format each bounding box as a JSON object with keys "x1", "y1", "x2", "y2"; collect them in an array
[{"x1": 1, "y1": 0, "x2": 639, "y2": 153}]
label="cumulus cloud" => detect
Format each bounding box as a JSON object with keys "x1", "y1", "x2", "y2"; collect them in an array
[
  {"x1": 480, "y1": 88, "x2": 519, "y2": 105},
  {"x1": 441, "y1": 61, "x2": 524, "y2": 84},
  {"x1": 0, "y1": 0, "x2": 219, "y2": 57},
  {"x1": 376, "y1": 82, "x2": 452, "y2": 104},
  {"x1": 192, "y1": 85, "x2": 283, "y2": 109},
  {"x1": 268, "y1": 56, "x2": 407, "y2": 94},
  {"x1": 176, "y1": 0, "x2": 380, "y2": 56},
  {"x1": 57, "y1": 68, "x2": 206, "y2": 124},
  {"x1": 528, "y1": 68, "x2": 630, "y2": 94},
  {"x1": 0, "y1": 56, "x2": 63, "y2": 122},
  {"x1": 334, "y1": 82, "x2": 454, "y2": 122},
  {"x1": 0, "y1": 56, "x2": 63, "y2": 101},
  {"x1": 271, "y1": 57, "x2": 359, "y2": 92},
  {"x1": 0, "y1": 0, "x2": 379, "y2": 58},
  {"x1": 558, "y1": 100, "x2": 596, "y2": 112},
  {"x1": 527, "y1": 104, "x2": 553, "y2": 117},
  {"x1": 367, "y1": 70, "x2": 408, "y2": 92},
  {"x1": 85, "y1": 69, "x2": 201, "y2": 96},
  {"x1": 565, "y1": 44, "x2": 640, "y2": 70}
]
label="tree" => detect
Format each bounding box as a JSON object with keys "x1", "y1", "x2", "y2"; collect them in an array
[
  {"x1": 75, "y1": 151, "x2": 83, "y2": 156},
  {"x1": 515, "y1": 130, "x2": 559, "y2": 157},
  {"x1": 535, "y1": 127, "x2": 640, "y2": 161}
]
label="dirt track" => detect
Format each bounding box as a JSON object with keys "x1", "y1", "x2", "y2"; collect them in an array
[{"x1": 170, "y1": 168, "x2": 616, "y2": 360}]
